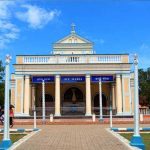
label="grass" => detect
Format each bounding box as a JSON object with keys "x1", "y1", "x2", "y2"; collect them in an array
[
  {"x1": 120, "y1": 133, "x2": 150, "y2": 150},
  {"x1": 0, "y1": 134, "x2": 26, "y2": 143}
]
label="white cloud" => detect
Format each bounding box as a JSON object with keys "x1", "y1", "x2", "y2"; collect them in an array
[
  {"x1": 0, "y1": 1, "x2": 19, "y2": 49},
  {"x1": 0, "y1": 1, "x2": 14, "y2": 19},
  {"x1": 0, "y1": 2, "x2": 60, "y2": 49},
  {"x1": 16, "y1": 4, "x2": 61, "y2": 29},
  {"x1": 0, "y1": 20, "x2": 19, "y2": 49}
]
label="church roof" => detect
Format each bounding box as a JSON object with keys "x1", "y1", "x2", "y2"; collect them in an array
[{"x1": 55, "y1": 24, "x2": 92, "y2": 44}]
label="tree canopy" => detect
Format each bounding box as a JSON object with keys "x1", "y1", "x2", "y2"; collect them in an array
[
  {"x1": 139, "y1": 67, "x2": 150, "y2": 106},
  {"x1": 0, "y1": 60, "x2": 5, "y2": 106}
]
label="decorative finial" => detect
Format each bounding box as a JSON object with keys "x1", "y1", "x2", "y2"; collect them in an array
[
  {"x1": 5, "y1": 54, "x2": 12, "y2": 64},
  {"x1": 71, "y1": 23, "x2": 76, "y2": 34},
  {"x1": 134, "y1": 54, "x2": 138, "y2": 65}
]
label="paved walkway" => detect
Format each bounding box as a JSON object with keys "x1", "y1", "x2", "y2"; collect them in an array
[{"x1": 15, "y1": 125, "x2": 131, "y2": 150}]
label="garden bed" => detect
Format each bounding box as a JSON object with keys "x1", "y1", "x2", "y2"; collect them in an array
[
  {"x1": 0, "y1": 134, "x2": 26, "y2": 143},
  {"x1": 120, "y1": 133, "x2": 150, "y2": 150}
]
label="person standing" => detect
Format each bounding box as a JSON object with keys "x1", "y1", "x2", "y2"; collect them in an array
[
  {"x1": 10, "y1": 106, "x2": 14, "y2": 128},
  {"x1": 0, "y1": 108, "x2": 4, "y2": 125}
]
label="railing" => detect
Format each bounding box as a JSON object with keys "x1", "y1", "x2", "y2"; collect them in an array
[
  {"x1": 61, "y1": 106, "x2": 85, "y2": 115},
  {"x1": 29, "y1": 107, "x2": 117, "y2": 117},
  {"x1": 22, "y1": 55, "x2": 123, "y2": 64},
  {"x1": 139, "y1": 108, "x2": 150, "y2": 114},
  {"x1": 30, "y1": 107, "x2": 55, "y2": 116},
  {"x1": 30, "y1": 107, "x2": 150, "y2": 116},
  {"x1": 92, "y1": 107, "x2": 117, "y2": 115}
]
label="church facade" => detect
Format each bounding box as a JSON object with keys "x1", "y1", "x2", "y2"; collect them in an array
[{"x1": 11, "y1": 25, "x2": 134, "y2": 117}]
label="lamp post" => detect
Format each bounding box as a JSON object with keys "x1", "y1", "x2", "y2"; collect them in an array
[
  {"x1": 110, "y1": 106, "x2": 112, "y2": 128},
  {"x1": 42, "y1": 80, "x2": 46, "y2": 124},
  {"x1": 99, "y1": 78, "x2": 103, "y2": 121},
  {"x1": 109, "y1": 85, "x2": 113, "y2": 128},
  {"x1": 0, "y1": 55, "x2": 12, "y2": 149},
  {"x1": 34, "y1": 104, "x2": 37, "y2": 129},
  {"x1": 130, "y1": 54, "x2": 145, "y2": 150}
]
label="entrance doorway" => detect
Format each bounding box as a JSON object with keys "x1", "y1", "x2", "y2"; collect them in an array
[
  {"x1": 93, "y1": 93, "x2": 108, "y2": 115},
  {"x1": 63, "y1": 87, "x2": 85, "y2": 115},
  {"x1": 40, "y1": 94, "x2": 54, "y2": 107},
  {"x1": 94, "y1": 93, "x2": 107, "y2": 107},
  {"x1": 38, "y1": 94, "x2": 55, "y2": 115}
]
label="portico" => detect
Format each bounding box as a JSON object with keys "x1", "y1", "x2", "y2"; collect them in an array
[{"x1": 10, "y1": 25, "x2": 134, "y2": 117}]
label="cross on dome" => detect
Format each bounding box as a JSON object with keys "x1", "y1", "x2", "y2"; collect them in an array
[{"x1": 71, "y1": 23, "x2": 76, "y2": 34}]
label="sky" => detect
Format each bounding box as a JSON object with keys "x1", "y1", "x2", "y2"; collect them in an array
[{"x1": 0, "y1": 0, "x2": 150, "y2": 74}]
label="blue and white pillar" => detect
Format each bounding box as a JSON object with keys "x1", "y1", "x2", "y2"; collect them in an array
[
  {"x1": 0, "y1": 55, "x2": 12, "y2": 149},
  {"x1": 130, "y1": 54, "x2": 145, "y2": 150},
  {"x1": 42, "y1": 80, "x2": 46, "y2": 124},
  {"x1": 99, "y1": 78, "x2": 103, "y2": 121}
]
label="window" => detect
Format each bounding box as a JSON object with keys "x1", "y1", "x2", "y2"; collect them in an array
[
  {"x1": 69, "y1": 39, "x2": 72, "y2": 43},
  {"x1": 74, "y1": 39, "x2": 77, "y2": 43}
]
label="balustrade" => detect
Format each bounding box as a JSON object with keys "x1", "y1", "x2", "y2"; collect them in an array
[{"x1": 22, "y1": 55, "x2": 123, "y2": 64}]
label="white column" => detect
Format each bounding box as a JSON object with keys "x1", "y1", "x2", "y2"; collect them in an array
[
  {"x1": 129, "y1": 76, "x2": 132, "y2": 115},
  {"x1": 134, "y1": 55, "x2": 140, "y2": 136},
  {"x1": 99, "y1": 78, "x2": 103, "y2": 121},
  {"x1": 3, "y1": 55, "x2": 11, "y2": 142},
  {"x1": 122, "y1": 75, "x2": 125, "y2": 113},
  {"x1": 55, "y1": 75, "x2": 61, "y2": 116},
  {"x1": 31, "y1": 85, "x2": 36, "y2": 109},
  {"x1": 24, "y1": 75, "x2": 30, "y2": 116},
  {"x1": 122, "y1": 74, "x2": 132, "y2": 115},
  {"x1": 85, "y1": 74, "x2": 92, "y2": 116},
  {"x1": 116, "y1": 74, "x2": 122, "y2": 115},
  {"x1": 42, "y1": 80, "x2": 46, "y2": 124},
  {"x1": 22, "y1": 76, "x2": 25, "y2": 114},
  {"x1": 112, "y1": 83, "x2": 116, "y2": 109},
  {"x1": 34, "y1": 105, "x2": 37, "y2": 129}
]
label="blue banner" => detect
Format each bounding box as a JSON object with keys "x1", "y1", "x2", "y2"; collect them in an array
[
  {"x1": 32, "y1": 76, "x2": 54, "y2": 83},
  {"x1": 61, "y1": 76, "x2": 85, "y2": 83},
  {"x1": 91, "y1": 76, "x2": 113, "y2": 82}
]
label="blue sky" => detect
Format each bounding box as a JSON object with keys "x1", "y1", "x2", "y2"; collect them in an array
[{"x1": 0, "y1": 0, "x2": 150, "y2": 73}]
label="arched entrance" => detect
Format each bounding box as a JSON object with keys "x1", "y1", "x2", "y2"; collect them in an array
[
  {"x1": 64, "y1": 87, "x2": 83, "y2": 103},
  {"x1": 93, "y1": 93, "x2": 108, "y2": 115},
  {"x1": 63, "y1": 87, "x2": 85, "y2": 115}
]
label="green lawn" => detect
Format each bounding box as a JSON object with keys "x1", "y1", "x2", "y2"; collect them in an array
[
  {"x1": 120, "y1": 133, "x2": 150, "y2": 150},
  {"x1": 0, "y1": 134, "x2": 26, "y2": 143}
]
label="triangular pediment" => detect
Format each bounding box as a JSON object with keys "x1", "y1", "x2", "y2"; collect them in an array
[
  {"x1": 52, "y1": 25, "x2": 93, "y2": 54},
  {"x1": 55, "y1": 33, "x2": 92, "y2": 44}
]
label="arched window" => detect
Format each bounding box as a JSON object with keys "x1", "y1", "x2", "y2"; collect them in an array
[{"x1": 64, "y1": 87, "x2": 83, "y2": 102}]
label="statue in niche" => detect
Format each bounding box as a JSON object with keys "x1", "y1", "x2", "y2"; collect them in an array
[{"x1": 72, "y1": 89, "x2": 76, "y2": 104}]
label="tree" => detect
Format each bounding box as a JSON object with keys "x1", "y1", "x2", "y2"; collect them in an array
[
  {"x1": 147, "y1": 67, "x2": 150, "y2": 80},
  {"x1": 0, "y1": 60, "x2": 5, "y2": 106},
  {"x1": 139, "y1": 68, "x2": 150, "y2": 106}
]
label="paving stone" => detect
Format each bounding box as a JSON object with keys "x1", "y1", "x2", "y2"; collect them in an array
[{"x1": 15, "y1": 125, "x2": 131, "y2": 150}]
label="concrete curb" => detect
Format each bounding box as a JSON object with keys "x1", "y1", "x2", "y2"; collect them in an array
[
  {"x1": 111, "y1": 127, "x2": 150, "y2": 132},
  {"x1": 9, "y1": 129, "x2": 41, "y2": 150},
  {"x1": 0, "y1": 128, "x2": 39, "y2": 133},
  {"x1": 106, "y1": 128, "x2": 140, "y2": 150}
]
